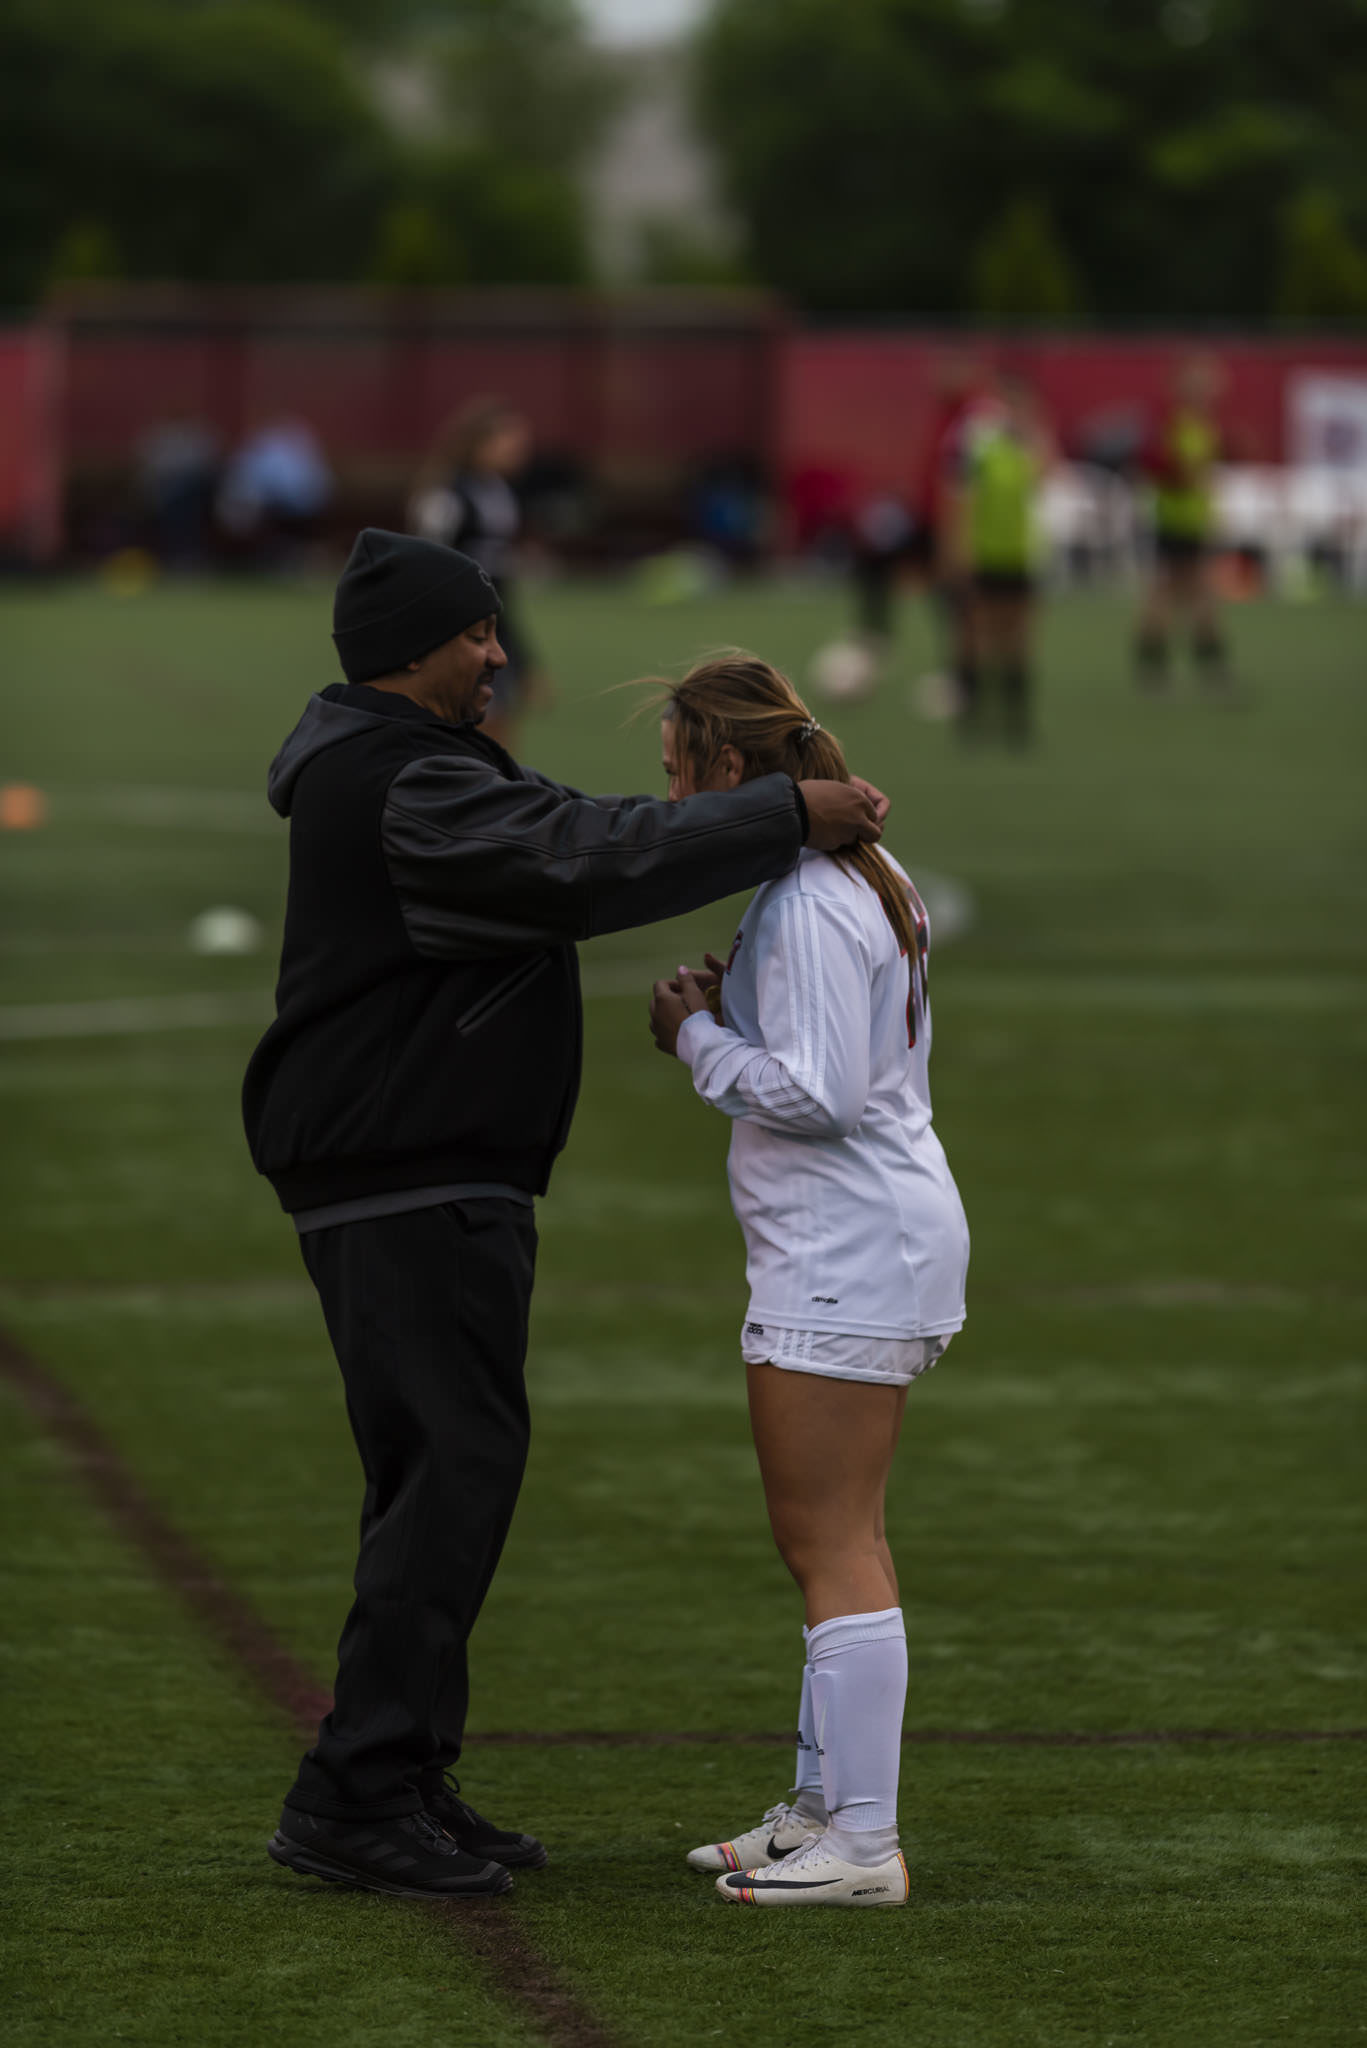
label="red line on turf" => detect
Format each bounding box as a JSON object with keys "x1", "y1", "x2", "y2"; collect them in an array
[{"x1": 0, "y1": 1325, "x2": 620, "y2": 2048}]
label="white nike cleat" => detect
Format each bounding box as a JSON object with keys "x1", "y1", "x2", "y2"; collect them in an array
[
  {"x1": 685, "y1": 1802, "x2": 817, "y2": 1873},
  {"x1": 715, "y1": 1830, "x2": 909, "y2": 1907}
]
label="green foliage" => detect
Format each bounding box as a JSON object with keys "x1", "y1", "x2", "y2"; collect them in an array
[
  {"x1": 0, "y1": 0, "x2": 393, "y2": 306},
  {"x1": 371, "y1": 201, "x2": 466, "y2": 288},
  {"x1": 44, "y1": 220, "x2": 124, "y2": 287},
  {"x1": 395, "y1": 146, "x2": 591, "y2": 287},
  {"x1": 971, "y1": 194, "x2": 1082, "y2": 319},
  {"x1": 1276, "y1": 188, "x2": 1367, "y2": 321},
  {"x1": 427, "y1": 0, "x2": 622, "y2": 175},
  {"x1": 697, "y1": 0, "x2": 1367, "y2": 319},
  {"x1": 0, "y1": 0, "x2": 605, "y2": 309},
  {"x1": 635, "y1": 216, "x2": 752, "y2": 288}
]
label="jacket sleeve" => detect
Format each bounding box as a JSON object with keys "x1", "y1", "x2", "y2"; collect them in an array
[
  {"x1": 675, "y1": 890, "x2": 872, "y2": 1139},
  {"x1": 380, "y1": 754, "x2": 804, "y2": 959},
  {"x1": 518, "y1": 764, "x2": 659, "y2": 811}
]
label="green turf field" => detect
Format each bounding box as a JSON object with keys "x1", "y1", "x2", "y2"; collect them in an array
[{"x1": 2, "y1": 574, "x2": 1364, "y2": 2046}]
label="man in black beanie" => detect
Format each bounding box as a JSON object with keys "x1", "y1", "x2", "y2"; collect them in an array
[{"x1": 245, "y1": 529, "x2": 885, "y2": 1900}]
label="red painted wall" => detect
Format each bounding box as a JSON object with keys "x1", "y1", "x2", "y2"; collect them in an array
[
  {"x1": 2, "y1": 290, "x2": 1364, "y2": 559},
  {"x1": 0, "y1": 326, "x2": 63, "y2": 560},
  {"x1": 778, "y1": 330, "x2": 1367, "y2": 510},
  {"x1": 38, "y1": 288, "x2": 785, "y2": 485}
]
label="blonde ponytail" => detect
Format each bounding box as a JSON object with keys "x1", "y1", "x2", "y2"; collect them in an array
[{"x1": 648, "y1": 651, "x2": 915, "y2": 959}]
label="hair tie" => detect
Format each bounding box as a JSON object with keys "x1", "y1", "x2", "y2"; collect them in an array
[{"x1": 799, "y1": 718, "x2": 822, "y2": 741}]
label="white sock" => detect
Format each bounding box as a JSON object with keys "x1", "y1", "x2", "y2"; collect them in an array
[
  {"x1": 808, "y1": 1606, "x2": 906, "y2": 1866},
  {"x1": 792, "y1": 1627, "x2": 827, "y2": 1824}
]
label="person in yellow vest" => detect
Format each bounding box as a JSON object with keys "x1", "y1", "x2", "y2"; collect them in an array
[
  {"x1": 949, "y1": 369, "x2": 1051, "y2": 749},
  {"x1": 1135, "y1": 355, "x2": 1230, "y2": 688}
]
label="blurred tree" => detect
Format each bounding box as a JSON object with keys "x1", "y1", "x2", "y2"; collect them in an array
[
  {"x1": 372, "y1": 202, "x2": 467, "y2": 288},
  {"x1": 426, "y1": 0, "x2": 620, "y2": 175},
  {"x1": 635, "y1": 217, "x2": 752, "y2": 288},
  {"x1": 45, "y1": 222, "x2": 125, "y2": 288},
  {"x1": 0, "y1": 0, "x2": 392, "y2": 306},
  {"x1": 374, "y1": 145, "x2": 591, "y2": 287},
  {"x1": 696, "y1": 0, "x2": 1367, "y2": 320},
  {"x1": 971, "y1": 195, "x2": 1082, "y2": 318},
  {"x1": 1276, "y1": 189, "x2": 1367, "y2": 320},
  {"x1": 0, "y1": 0, "x2": 608, "y2": 309}
]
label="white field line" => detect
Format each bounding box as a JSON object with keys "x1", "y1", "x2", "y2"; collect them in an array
[
  {"x1": 0, "y1": 991, "x2": 272, "y2": 1041},
  {"x1": 49, "y1": 785, "x2": 278, "y2": 834},
  {"x1": 1, "y1": 968, "x2": 1364, "y2": 1042}
]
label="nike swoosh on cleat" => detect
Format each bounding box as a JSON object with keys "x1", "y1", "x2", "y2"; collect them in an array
[
  {"x1": 729, "y1": 1876, "x2": 841, "y2": 1891},
  {"x1": 765, "y1": 1836, "x2": 786, "y2": 1859}
]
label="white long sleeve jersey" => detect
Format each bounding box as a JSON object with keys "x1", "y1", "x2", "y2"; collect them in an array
[{"x1": 676, "y1": 848, "x2": 969, "y2": 1340}]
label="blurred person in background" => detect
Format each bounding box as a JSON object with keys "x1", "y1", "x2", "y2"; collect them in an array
[
  {"x1": 217, "y1": 418, "x2": 334, "y2": 568},
  {"x1": 849, "y1": 488, "x2": 915, "y2": 670},
  {"x1": 950, "y1": 369, "x2": 1052, "y2": 749},
  {"x1": 409, "y1": 397, "x2": 548, "y2": 749},
  {"x1": 244, "y1": 530, "x2": 888, "y2": 1904},
  {"x1": 135, "y1": 414, "x2": 220, "y2": 569},
  {"x1": 916, "y1": 352, "x2": 989, "y2": 714},
  {"x1": 647, "y1": 656, "x2": 968, "y2": 1910},
  {"x1": 1135, "y1": 354, "x2": 1230, "y2": 691},
  {"x1": 691, "y1": 452, "x2": 768, "y2": 569},
  {"x1": 788, "y1": 461, "x2": 854, "y2": 564}
]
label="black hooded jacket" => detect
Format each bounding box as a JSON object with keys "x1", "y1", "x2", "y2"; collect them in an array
[{"x1": 242, "y1": 684, "x2": 807, "y2": 1214}]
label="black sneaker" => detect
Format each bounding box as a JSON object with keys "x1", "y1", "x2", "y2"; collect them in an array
[
  {"x1": 423, "y1": 1773, "x2": 548, "y2": 1870},
  {"x1": 268, "y1": 1804, "x2": 512, "y2": 1898}
]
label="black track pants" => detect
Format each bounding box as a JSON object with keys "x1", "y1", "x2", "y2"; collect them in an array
[{"x1": 286, "y1": 1198, "x2": 537, "y2": 1821}]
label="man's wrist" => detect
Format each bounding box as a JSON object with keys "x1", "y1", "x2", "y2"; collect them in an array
[{"x1": 790, "y1": 779, "x2": 810, "y2": 843}]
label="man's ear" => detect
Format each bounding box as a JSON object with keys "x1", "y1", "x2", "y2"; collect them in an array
[{"x1": 718, "y1": 744, "x2": 745, "y2": 789}]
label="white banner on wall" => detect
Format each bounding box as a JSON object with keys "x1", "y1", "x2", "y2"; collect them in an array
[{"x1": 1288, "y1": 372, "x2": 1367, "y2": 471}]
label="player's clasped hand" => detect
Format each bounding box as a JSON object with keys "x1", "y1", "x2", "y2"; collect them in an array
[{"x1": 649, "y1": 965, "x2": 711, "y2": 1057}]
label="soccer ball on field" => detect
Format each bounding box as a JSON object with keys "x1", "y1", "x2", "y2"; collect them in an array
[
  {"x1": 188, "y1": 906, "x2": 263, "y2": 956},
  {"x1": 807, "y1": 637, "x2": 879, "y2": 702}
]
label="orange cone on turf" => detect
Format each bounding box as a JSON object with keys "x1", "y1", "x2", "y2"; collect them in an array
[{"x1": 0, "y1": 784, "x2": 48, "y2": 830}]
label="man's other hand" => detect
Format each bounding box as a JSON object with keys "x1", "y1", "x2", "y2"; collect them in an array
[{"x1": 798, "y1": 779, "x2": 883, "y2": 850}]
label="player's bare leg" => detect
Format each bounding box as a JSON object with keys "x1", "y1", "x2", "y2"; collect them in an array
[
  {"x1": 873, "y1": 1376, "x2": 908, "y2": 1607},
  {"x1": 1187, "y1": 559, "x2": 1231, "y2": 688},
  {"x1": 712, "y1": 1366, "x2": 910, "y2": 1904},
  {"x1": 747, "y1": 1363, "x2": 907, "y2": 1626},
  {"x1": 958, "y1": 590, "x2": 989, "y2": 737},
  {"x1": 1136, "y1": 565, "x2": 1176, "y2": 688}
]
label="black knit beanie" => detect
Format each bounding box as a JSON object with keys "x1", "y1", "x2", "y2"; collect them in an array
[{"x1": 332, "y1": 529, "x2": 501, "y2": 683}]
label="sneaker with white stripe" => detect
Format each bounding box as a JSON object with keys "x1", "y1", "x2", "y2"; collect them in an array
[
  {"x1": 715, "y1": 1830, "x2": 909, "y2": 1907},
  {"x1": 685, "y1": 1801, "x2": 816, "y2": 1873}
]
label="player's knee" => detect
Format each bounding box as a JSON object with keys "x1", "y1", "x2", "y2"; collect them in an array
[{"x1": 769, "y1": 1522, "x2": 878, "y2": 1590}]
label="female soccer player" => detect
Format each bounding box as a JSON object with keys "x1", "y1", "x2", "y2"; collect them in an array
[
  {"x1": 408, "y1": 397, "x2": 548, "y2": 748},
  {"x1": 1134, "y1": 353, "x2": 1230, "y2": 690},
  {"x1": 948, "y1": 368, "x2": 1051, "y2": 748},
  {"x1": 647, "y1": 655, "x2": 969, "y2": 1908}
]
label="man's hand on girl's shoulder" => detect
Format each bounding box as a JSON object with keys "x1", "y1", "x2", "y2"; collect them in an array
[
  {"x1": 851, "y1": 776, "x2": 891, "y2": 826},
  {"x1": 798, "y1": 780, "x2": 885, "y2": 850}
]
